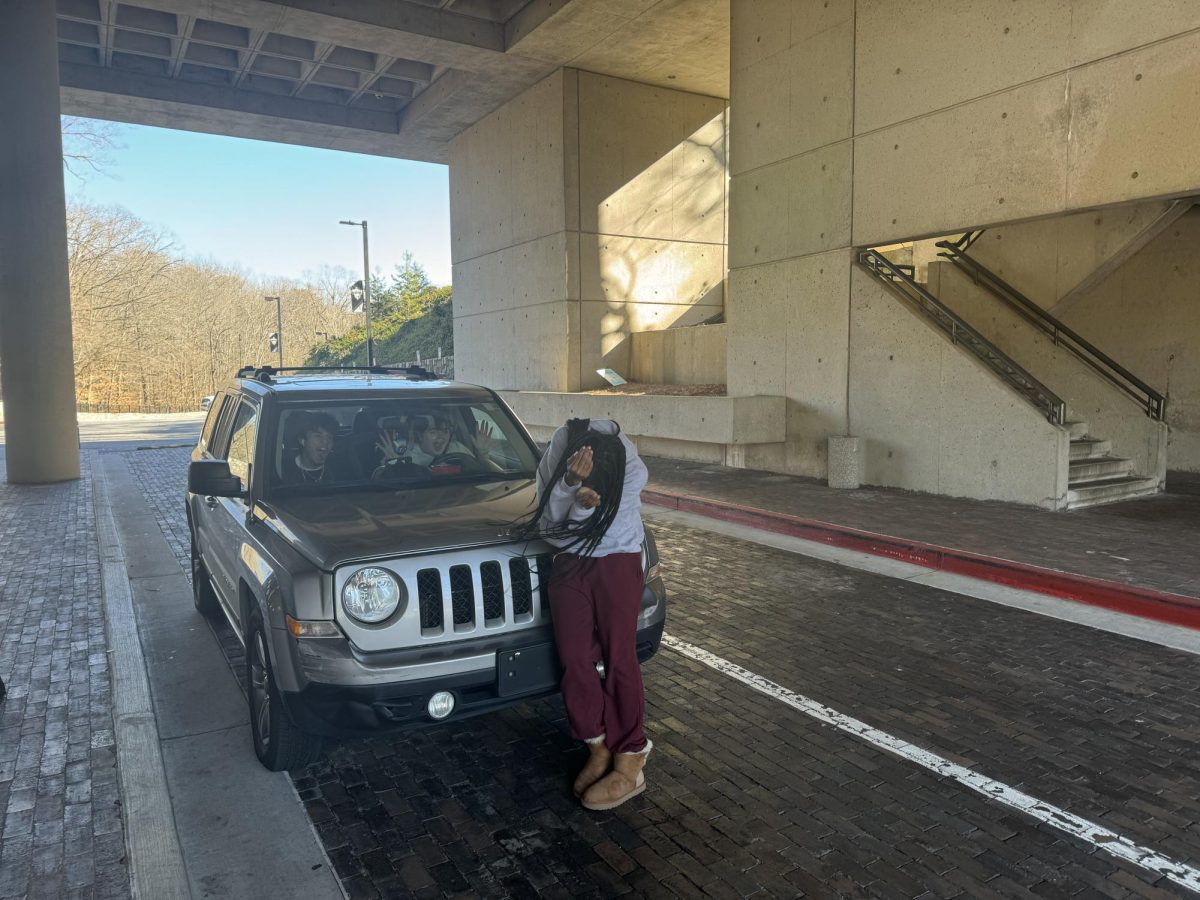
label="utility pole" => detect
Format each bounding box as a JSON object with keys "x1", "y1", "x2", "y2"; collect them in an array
[
  {"x1": 339, "y1": 220, "x2": 373, "y2": 366},
  {"x1": 264, "y1": 295, "x2": 283, "y2": 367}
]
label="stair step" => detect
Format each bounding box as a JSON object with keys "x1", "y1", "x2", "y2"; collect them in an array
[
  {"x1": 1066, "y1": 476, "x2": 1160, "y2": 509},
  {"x1": 1070, "y1": 438, "x2": 1112, "y2": 460},
  {"x1": 1068, "y1": 457, "x2": 1133, "y2": 482},
  {"x1": 1065, "y1": 421, "x2": 1090, "y2": 439}
]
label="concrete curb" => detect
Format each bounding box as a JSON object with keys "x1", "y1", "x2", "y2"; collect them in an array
[
  {"x1": 642, "y1": 488, "x2": 1200, "y2": 630},
  {"x1": 94, "y1": 462, "x2": 192, "y2": 900}
]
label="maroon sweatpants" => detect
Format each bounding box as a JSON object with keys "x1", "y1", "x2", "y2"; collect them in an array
[{"x1": 549, "y1": 552, "x2": 647, "y2": 754}]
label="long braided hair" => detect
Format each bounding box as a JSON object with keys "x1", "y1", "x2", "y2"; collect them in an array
[{"x1": 515, "y1": 418, "x2": 627, "y2": 558}]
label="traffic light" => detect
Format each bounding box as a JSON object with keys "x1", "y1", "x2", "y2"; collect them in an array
[{"x1": 268, "y1": 332, "x2": 279, "y2": 352}]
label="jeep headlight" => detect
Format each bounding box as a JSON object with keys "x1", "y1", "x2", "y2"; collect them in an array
[{"x1": 341, "y1": 567, "x2": 403, "y2": 624}]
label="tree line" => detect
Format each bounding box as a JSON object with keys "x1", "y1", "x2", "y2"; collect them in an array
[{"x1": 68, "y1": 200, "x2": 360, "y2": 412}]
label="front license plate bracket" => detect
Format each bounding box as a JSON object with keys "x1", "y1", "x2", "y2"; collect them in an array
[{"x1": 497, "y1": 641, "x2": 561, "y2": 697}]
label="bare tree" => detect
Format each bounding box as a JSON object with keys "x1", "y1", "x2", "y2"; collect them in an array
[{"x1": 61, "y1": 116, "x2": 123, "y2": 181}]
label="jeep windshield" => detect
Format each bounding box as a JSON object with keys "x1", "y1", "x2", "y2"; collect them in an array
[{"x1": 266, "y1": 397, "x2": 539, "y2": 495}]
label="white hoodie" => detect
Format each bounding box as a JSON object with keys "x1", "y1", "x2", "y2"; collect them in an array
[{"x1": 534, "y1": 419, "x2": 647, "y2": 557}]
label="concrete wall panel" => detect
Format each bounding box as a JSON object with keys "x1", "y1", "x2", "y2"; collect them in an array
[
  {"x1": 454, "y1": 300, "x2": 578, "y2": 392},
  {"x1": 848, "y1": 267, "x2": 1066, "y2": 506},
  {"x1": 1066, "y1": 31, "x2": 1200, "y2": 210},
  {"x1": 1059, "y1": 210, "x2": 1200, "y2": 472},
  {"x1": 578, "y1": 73, "x2": 727, "y2": 243},
  {"x1": 448, "y1": 70, "x2": 566, "y2": 264},
  {"x1": 966, "y1": 202, "x2": 1171, "y2": 305},
  {"x1": 630, "y1": 323, "x2": 727, "y2": 385},
  {"x1": 1069, "y1": 1, "x2": 1200, "y2": 65},
  {"x1": 729, "y1": 141, "x2": 852, "y2": 268},
  {"x1": 500, "y1": 390, "x2": 785, "y2": 445},
  {"x1": 853, "y1": 75, "x2": 1070, "y2": 246},
  {"x1": 731, "y1": 14, "x2": 853, "y2": 175},
  {"x1": 727, "y1": 261, "x2": 788, "y2": 397},
  {"x1": 934, "y1": 262, "x2": 1167, "y2": 483},
  {"x1": 452, "y1": 232, "x2": 571, "y2": 318},
  {"x1": 854, "y1": 0, "x2": 1070, "y2": 134},
  {"x1": 579, "y1": 235, "x2": 724, "y2": 307}
]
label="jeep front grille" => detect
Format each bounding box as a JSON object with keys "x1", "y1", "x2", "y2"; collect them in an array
[{"x1": 414, "y1": 554, "x2": 553, "y2": 634}]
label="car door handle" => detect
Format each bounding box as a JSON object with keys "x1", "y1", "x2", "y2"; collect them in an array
[{"x1": 204, "y1": 496, "x2": 218, "y2": 508}]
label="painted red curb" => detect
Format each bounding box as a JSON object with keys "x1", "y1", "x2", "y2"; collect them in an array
[{"x1": 642, "y1": 488, "x2": 1200, "y2": 631}]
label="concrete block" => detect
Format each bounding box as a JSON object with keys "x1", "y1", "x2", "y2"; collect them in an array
[
  {"x1": 827, "y1": 436, "x2": 862, "y2": 489},
  {"x1": 499, "y1": 391, "x2": 787, "y2": 445},
  {"x1": 854, "y1": 0, "x2": 1070, "y2": 134},
  {"x1": 853, "y1": 74, "x2": 1070, "y2": 247},
  {"x1": 1066, "y1": 30, "x2": 1200, "y2": 211},
  {"x1": 729, "y1": 141, "x2": 852, "y2": 267}
]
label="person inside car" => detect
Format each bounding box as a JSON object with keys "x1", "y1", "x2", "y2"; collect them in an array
[
  {"x1": 280, "y1": 411, "x2": 359, "y2": 485},
  {"x1": 394, "y1": 412, "x2": 501, "y2": 475}
]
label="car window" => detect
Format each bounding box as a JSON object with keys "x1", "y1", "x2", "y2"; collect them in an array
[
  {"x1": 208, "y1": 394, "x2": 240, "y2": 458},
  {"x1": 197, "y1": 392, "x2": 225, "y2": 454},
  {"x1": 470, "y1": 407, "x2": 521, "y2": 466},
  {"x1": 268, "y1": 397, "x2": 538, "y2": 494},
  {"x1": 225, "y1": 401, "x2": 259, "y2": 485}
]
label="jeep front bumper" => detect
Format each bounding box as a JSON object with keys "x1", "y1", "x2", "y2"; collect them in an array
[{"x1": 277, "y1": 578, "x2": 666, "y2": 736}]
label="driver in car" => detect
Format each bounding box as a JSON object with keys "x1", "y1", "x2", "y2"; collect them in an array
[{"x1": 378, "y1": 412, "x2": 500, "y2": 476}]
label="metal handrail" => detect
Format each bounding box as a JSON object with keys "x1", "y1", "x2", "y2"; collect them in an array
[
  {"x1": 857, "y1": 249, "x2": 1067, "y2": 425},
  {"x1": 935, "y1": 242, "x2": 1167, "y2": 421}
]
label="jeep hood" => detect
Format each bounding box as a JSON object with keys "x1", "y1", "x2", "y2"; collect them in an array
[{"x1": 258, "y1": 479, "x2": 539, "y2": 569}]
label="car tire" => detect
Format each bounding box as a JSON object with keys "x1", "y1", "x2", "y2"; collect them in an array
[
  {"x1": 189, "y1": 528, "x2": 221, "y2": 618},
  {"x1": 246, "y1": 616, "x2": 322, "y2": 772}
]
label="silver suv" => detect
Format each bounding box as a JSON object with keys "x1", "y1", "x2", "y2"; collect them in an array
[{"x1": 186, "y1": 366, "x2": 667, "y2": 771}]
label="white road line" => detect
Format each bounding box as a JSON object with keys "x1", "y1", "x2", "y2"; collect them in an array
[
  {"x1": 662, "y1": 633, "x2": 1200, "y2": 893},
  {"x1": 644, "y1": 506, "x2": 1200, "y2": 656}
]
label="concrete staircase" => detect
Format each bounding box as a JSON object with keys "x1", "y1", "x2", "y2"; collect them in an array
[{"x1": 1065, "y1": 420, "x2": 1159, "y2": 509}]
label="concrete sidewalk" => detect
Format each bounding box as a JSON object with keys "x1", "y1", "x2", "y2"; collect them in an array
[{"x1": 644, "y1": 457, "x2": 1200, "y2": 602}]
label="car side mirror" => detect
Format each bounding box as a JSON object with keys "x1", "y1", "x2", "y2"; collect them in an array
[{"x1": 189, "y1": 460, "x2": 245, "y2": 498}]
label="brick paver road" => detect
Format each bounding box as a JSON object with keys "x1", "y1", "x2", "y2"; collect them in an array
[
  {"x1": 0, "y1": 456, "x2": 130, "y2": 900},
  {"x1": 127, "y1": 447, "x2": 1200, "y2": 898}
]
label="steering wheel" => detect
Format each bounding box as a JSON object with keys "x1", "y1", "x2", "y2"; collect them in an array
[{"x1": 434, "y1": 451, "x2": 478, "y2": 466}]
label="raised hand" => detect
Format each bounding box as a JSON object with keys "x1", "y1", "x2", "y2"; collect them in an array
[
  {"x1": 472, "y1": 421, "x2": 495, "y2": 457},
  {"x1": 564, "y1": 446, "x2": 594, "y2": 487},
  {"x1": 376, "y1": 429, "x2": 403, "y2": 462}
]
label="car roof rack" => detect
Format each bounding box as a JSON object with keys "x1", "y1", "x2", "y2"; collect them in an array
[{"x1": 235, "y1": 365, "x2": 440, "y2": 384}]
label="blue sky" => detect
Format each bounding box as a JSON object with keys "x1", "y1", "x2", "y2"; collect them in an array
[{"x1": 67, "y1": 120, "x2": 452, "y2": 286}]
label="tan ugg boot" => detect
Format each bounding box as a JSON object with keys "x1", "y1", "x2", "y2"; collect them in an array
[
  {"x1": 581, "y1": 741, "x2": 651, "y2": 810},
  {"x1": 573, "y1": 738, "x2": 612, "y2": 798}
]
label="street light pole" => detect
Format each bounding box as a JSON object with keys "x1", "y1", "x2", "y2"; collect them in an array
[
  {"x1": 264, "y1": 295, "x2": 283, "y2": 367},
  {"x1": 339, "y1": 219, "x2": 373, "y2": 367}
]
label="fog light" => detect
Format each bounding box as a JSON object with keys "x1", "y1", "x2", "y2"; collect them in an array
[{"x1": 427, "y1": 691, "x2": 455, "y2": 720}]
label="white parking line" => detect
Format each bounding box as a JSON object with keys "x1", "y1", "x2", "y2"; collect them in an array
[{"x1": 663, "y1": 633, "x2": 1200, "y2": 893}]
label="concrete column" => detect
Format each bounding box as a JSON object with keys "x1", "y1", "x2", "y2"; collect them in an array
[{"x1": 0, "y1": 1, "x2": 81, "y2": 483}]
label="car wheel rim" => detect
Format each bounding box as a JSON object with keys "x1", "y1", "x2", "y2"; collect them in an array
[{"x1": 250, "y1": 632, "x2": 270, "y2": 752}]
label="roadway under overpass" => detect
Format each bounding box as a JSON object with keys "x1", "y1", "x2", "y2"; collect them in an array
[{"x1": 3, "y1": 0, "x2": 1199, "y2": 503}]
